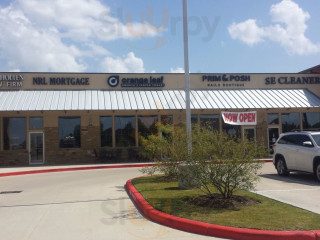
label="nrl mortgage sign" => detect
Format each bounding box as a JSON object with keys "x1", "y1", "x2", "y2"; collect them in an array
[{"x1": 222, "y1": 111, "x2": 257, "y2": 125}]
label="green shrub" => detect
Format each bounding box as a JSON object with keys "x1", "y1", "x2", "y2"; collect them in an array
[
  {"x1": 140, "y1": 122, "x2": 188, "y2": 178},
  {"x1": 189, "y1": 127, "x2": 267, "y2": 199},
  {"x1": 140, "y1": 123, "x2": 268, "y2": 198}
]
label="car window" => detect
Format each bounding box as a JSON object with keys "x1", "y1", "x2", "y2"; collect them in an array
[
  {"x1": 286, "y1": 135, "x2": 299, "y2": 145},
  {"x1": 311, "y1": 134, "x2": 320, "y2": 146},
  {"x1": 277, "y1": 134, "x2": 312, "y2": 146},
  {"x1": 295, "y1": 134, "x2": 312, "y2": 146},
  {"x1": 277, "y1": 135, "x2": 296, "y2": 145},
  {"x1": 277, "y1": 135, "x2": 288, "y2": 144}
]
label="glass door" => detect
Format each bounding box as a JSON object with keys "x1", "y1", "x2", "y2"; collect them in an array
[
  {"x1": 29, "y1": 132, "x2": 44, "y2": 164},
  {"x1": 268, "y1": 127, "x2": 280, "y2": 154}
]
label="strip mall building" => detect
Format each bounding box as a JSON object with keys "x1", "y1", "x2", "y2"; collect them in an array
[{"x1": 1, "y1": 65, "x2": 320, "y2": 166}]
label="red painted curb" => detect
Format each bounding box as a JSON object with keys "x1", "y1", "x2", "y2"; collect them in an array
[
  {"x1": 0, "y1": 160, "x2": 272, "y2": 178},
  {"x1": 125, "y1": 178, "x2": 319, "y2": 240},
  {"x1": 0, "y1": 163, "x2": 154, "y2": 178},
  {"x1": 262, "y1": 159, "x2": 273, "y2": 163}
]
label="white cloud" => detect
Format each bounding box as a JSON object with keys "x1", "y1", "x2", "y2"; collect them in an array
[
  {"x1": 228, "y1": 19, "x2": 265, "y2": 46},
  {"x1": 170, "y1": 67, "x2": 184, "y2": 73},
  {"x1": 9, "y1": 69, "x2": 21, "y2": 72},
  {"x1": 228, "y1": 0, "x2": 320, "y2": 55},
  {"x1": 0, "y1": 6, "x2": 86, "y2": 72},
  {"x1": 16, "y1": 0, "x2": 162, "y2": 41},
  {"x1": 0, "y1": 0, "x2": 162, "y2": 72},
  {"x1": 102, "y1": 52, "x2": 145, "y2": 73}
]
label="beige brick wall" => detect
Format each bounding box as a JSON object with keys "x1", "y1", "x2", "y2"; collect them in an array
[{"x1": 1, "y1": 108, "x2": 320, "y2": 166}]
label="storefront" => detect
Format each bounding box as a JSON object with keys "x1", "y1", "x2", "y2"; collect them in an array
[{"x1": 0, "y1": 68, "x2": 320, "y2": 166}]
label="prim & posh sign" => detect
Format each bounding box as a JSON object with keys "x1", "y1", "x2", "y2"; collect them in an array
[
  {"x1": 222, "y1": 111, "x2": 257, "y2": 125},
  {"x1": 202, "y1": 74, "x2": 251, "y2": 88}
]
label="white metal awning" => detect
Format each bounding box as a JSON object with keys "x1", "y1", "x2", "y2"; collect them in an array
[{"x1": 0, "y1": 89, "x2": 319, "y2": 111}]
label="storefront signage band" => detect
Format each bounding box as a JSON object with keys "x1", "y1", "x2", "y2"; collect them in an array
[{"x1": 222, "y1": 111, "x2": 257, "y2": 125}]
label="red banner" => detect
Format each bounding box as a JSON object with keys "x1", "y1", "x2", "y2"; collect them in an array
[{"x1": 222, "y1": 111, "x2": 257, "y2": 125}]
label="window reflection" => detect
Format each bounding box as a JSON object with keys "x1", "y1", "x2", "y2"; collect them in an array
[
  {"x1": 282, "y1": 113, "x2": 300, "y2": 133},
  {"x1": 59, "y1": 117, "x2": 81, "y2": 148},
  {"x1": 268, "y1": 113, "x2": 279, "y2": 125},
  {"x1": 3, "y1": 117, "x2": 26, "y2": 150},
  {"x1": 303, "y1": 112, "x2": 320, "y2": 129},
  {"x1": 222, "y1": 122, "x2": 241, "y2": 138},
  {"x1": 100, "y1": 116, "x2": 112, "y2": 147},
  {"x1": 30, "y1": 117, "x2": 43, "y2": 130},
  {"x1": 200, "y1": 114, "x2": 219, "y2": 131},
  {"x1": 160, "y1": 115, "x2": 173, "y2": 140},
  {"x1": 138, "y1": 115, "x2": 158, "y2": 145},
  {"x1": 191, "y1": 114, "x2": 198, "y2": 124},
  {"x1": 160, "y1": 115, "x2": 172, "y2": 125},
  {"x1": 115, "y1": 116, "x2": 136, "y2": 147}
]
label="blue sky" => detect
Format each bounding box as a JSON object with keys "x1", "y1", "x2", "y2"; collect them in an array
[{"x1": 0, "y1": 0, "x2": 319, "y2": 73}]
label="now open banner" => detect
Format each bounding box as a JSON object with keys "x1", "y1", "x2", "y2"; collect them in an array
[{"x1": 222, "y1": 111, "x2": 257, "y2": 125}]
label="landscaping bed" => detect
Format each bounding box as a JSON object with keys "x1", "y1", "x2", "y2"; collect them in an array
[{"x1": 132, "y1": 175, "x2": 320, "y2": 231}]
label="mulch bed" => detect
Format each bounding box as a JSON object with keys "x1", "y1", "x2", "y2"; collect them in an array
[{"x1": 184, "y1": 194, "x2": 260, "y2": 209}]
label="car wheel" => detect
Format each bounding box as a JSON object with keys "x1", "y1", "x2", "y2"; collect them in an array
[
  {"x1": 276, "y1": 157, "x2": 289, "y2": 176},
  {"x1": 315, "y1": 163, "x2": 320, "y2": 182}
]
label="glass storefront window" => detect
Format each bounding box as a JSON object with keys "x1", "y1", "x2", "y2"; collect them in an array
[
  {"x1": 100, "y1": 116, "x2": 112, "y2": 147},
  {"x1": 200, "y1": 114, "x2": 219, "y2": 131},
  {"x1": 281, "y1": 113, "x2": 300, "y2": 133},
  {"x1": 191, "y1": 114, "x2": 198, "y2": 125},
  {"x1": 115, "y1": 116, "x2": 136, "y2": 147},
  {"x1": 138, "y1": 115, "x2": 158, "y2": 145},
  {"x1": 59, "y1": 117, "x2": 81, "y2": 148},
  {"x1": 222, "y1": 122, "x2": 241, "y2": 138},
  {"x1": 161, "y1": 115, "x2": 173, "y2": 125},
  {"x1": 303, "y1": 112, "x2": 320, "y2": 129},
  {"x1": 30, "y1": 117, "x2": 43, "y2": 129},
  {"x1": 160, "y1": 115, "x2": 173, "y2": 140},
  {"x1": 3, "y1": 117, "x2": 26, "y2": 150},
  {"x1": 268, "y1": 113, "x2": 279, "y2": 125}
]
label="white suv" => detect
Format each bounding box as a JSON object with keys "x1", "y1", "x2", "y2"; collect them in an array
[{"x1": 273, "y1": 131, "x2": 320, "y2": 182}]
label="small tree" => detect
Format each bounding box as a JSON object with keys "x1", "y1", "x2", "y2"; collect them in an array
[
  {"x1": 141, "y1": 123, "x2": 268, "y2": 199},
  {"x1": 190, "y1": 127, "x2": 267, "y2": 199},
  {"x1": 140, "y1": 123, "x2": 188, "y2": 178}
]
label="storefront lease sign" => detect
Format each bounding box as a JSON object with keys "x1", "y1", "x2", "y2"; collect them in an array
[{"x1": 222, "y1": 111, "x2": 257, "y2": 125}]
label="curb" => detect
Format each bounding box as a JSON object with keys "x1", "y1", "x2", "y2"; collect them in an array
[
  {"x1": 0, "y1": 159, "x2": 272, "y2": 178},
  {"x1": 125, "y1": 178, "x2": 320, "y2": 240},
  {"x1": 0, "y1": 163, "x2": 154, "y2": 178}
]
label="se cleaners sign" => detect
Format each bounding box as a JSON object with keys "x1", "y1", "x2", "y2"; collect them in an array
[{"x1": 222, "y1": 111, "x2": 257, "y2": 125}]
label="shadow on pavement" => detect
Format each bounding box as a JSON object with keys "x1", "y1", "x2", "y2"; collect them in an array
[{"x1": 260, "y1": 172, "x2": 320, "y2": 186}]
